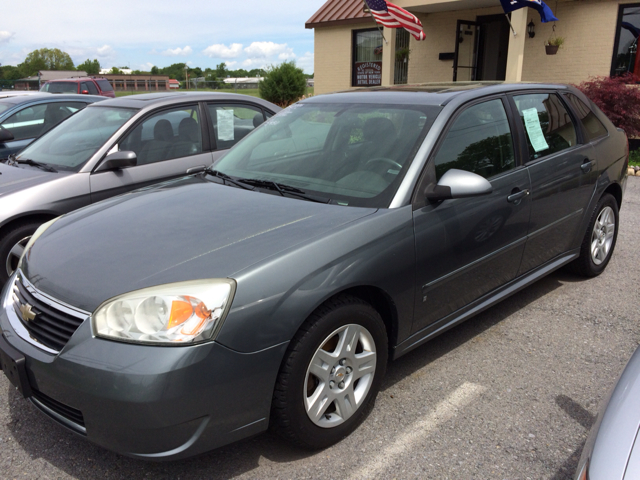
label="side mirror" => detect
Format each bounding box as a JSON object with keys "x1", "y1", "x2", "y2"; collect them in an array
[
  {"x1": 425, "y1": 169, "x2": 492, "y2": 201},
  {"x1": 95, "y1": 151, "x2": 137, "y2": 172},
  {"x1": 0, "y1": 128, "x2": 14, "y2": 143},
  {"x1": 81, "y1": 90, "x2": 90, "y2": 95}
]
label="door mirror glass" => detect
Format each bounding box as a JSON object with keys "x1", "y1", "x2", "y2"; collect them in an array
[
  {"x1": 426, "y1": 168, "x2": 492, "y2": 201},
  {"x1": 95, "y1": 151, "x2": 137, "y2": 172},
  {"x1": 0, "y1": 128, "x2": 14, "y2": 143}
]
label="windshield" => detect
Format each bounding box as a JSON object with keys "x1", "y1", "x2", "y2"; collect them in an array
[
  {"x1": 17, "y1": 106, "x2": 138, "y2": 171},
  {"x1": 0, "y1": 103, "x2": 10, "y2": 115},
  {"x1": 40, "y1": 82, "x2": 78, "y2": 94},
  {"x1": 213, "y1": 102, "x2": 440, "y2": 207}
]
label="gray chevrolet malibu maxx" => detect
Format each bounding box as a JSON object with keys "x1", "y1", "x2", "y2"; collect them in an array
[
  {"x1": 0, "y1": 84, "x2": 628, "y2": 459},
  {"x1": 0, "y1": 92, "x2": 280, "y2": 285}
]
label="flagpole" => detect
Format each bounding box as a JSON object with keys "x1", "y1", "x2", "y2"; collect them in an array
[
  {"x1": 505, "y1": 14, "x2": 517, "y2": 37},
  {"x1": 364, "y1": 0, "x2": 389, "y2": 45}
]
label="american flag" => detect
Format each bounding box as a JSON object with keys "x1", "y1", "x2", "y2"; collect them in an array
[{"x1": 365, "y1": 0, "x2": 426, "y2": 41}]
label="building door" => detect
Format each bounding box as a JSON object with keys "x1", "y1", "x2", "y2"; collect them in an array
[
  {"x1": 476, "y1": 15, "x2": 511, "y2": 81},
  {"x1": 453, "y1": 21, "x2": 478, "y2": 81}
]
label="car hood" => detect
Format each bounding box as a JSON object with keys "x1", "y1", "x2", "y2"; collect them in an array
[
  {"x1": 22, "y1": 176, "x2": 377, "y2": 312},
  {"x1": 0, "y1": 162, "x2": 61, "y2": 196}
]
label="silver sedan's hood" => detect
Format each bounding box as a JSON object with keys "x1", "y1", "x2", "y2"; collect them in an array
[
  {"x1": 22, "y1": 175, "x2": 377, "y2": 312},
  {"x1": 0, "y1": 162, "x2": 60, "y2": 196}
]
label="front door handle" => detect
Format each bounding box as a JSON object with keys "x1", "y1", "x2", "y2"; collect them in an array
[
  {"x1": 581, "y1": 159, "x2": 595, "y2": 173},
  {"x1": 507, "y1": 189, "x2": 530, "y2": 204}
]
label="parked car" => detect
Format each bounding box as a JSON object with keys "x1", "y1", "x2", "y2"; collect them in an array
[
  {"x1": 0, "y1": 92, "x2": 105, "y2": 161},
  {"x1": 0, "y1": 84, "x2": 627, "y2": 460},
  {"x1": 40, "y1": 77, "x2": 116, "y2": 98},
  {"x1": 0, "y1": 92, "x2": 280, "y2": 285},
  {"x1": 575, "y1": 345, "x2": 640, "y2": 480}
]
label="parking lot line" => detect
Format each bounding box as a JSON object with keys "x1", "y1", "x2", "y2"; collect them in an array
[{"x1": 348, "y1": 382, "x2": 486, "y2": 480}]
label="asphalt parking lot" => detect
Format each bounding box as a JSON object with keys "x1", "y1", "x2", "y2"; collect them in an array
[{"x1": 1, "y1": 178, "x2": 639, "y2": 480}]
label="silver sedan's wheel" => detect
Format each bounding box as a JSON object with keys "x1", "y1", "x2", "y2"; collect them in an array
[
  {"x1": 304, "y1": 324, "x2": 377, "y2": 428},
  {"x1": 5, "y1": 235, "x2": 30, "y2": 278},
  {"x1": 590, "y1": 206, "x2": 615, "y2": 266}
]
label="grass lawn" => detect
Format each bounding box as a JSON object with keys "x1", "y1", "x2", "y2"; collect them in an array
[{"x1": 115, "y1": 87, "x2": 314, "y2": 99}]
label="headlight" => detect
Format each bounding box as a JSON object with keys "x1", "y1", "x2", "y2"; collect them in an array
[
  {"x1": 18, "y1": 217, "x2": 60, "y2": 270},
  {"x1": 92, "y1": 279, "x2": 236, "y2": 345}
]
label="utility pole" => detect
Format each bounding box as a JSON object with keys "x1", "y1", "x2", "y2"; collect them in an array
[{"x1": 184, "y1": 65, "x2": 189, "y2": 90}]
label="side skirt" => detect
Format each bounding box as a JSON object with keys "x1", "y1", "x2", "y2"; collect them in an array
[{"x1": 392, "y1": 250, "x2": 579, "y2": 360}]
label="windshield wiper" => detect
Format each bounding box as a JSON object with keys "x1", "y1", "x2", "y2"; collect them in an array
[
  {"x1": 238, "y1": 178, "x2": 331, "y2": 204},
  {"x1": 206, "y1": 169, "x2": 254, "y2": 191},
  {"x1": 10, "y1": 158, "x2": 57, "y2": 173}
]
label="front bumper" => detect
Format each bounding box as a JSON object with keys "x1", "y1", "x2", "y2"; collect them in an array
[{"x1": 0, "y1": 278, "x2": 288, "y2": 460}]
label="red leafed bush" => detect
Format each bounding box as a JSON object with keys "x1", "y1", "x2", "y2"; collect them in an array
[{"x1": 575, "y1": 73, "x2": 640, "y2": 137}]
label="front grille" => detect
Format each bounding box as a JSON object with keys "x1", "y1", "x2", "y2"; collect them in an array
[
  {"x1": 31, "y1": 389, "x2": 86, "y2": 433},
  {"x1": 11, "y1": 273, "x2": 88, "y2": 352}
]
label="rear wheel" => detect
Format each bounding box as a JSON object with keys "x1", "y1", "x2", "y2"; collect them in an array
[
  {"x1": 0, "y1": 221, "x2": 40, "y2": 285},
  {"x1": 271, "y1": 295, "x2": 388, "y2": 449},
  {"x1": 569, "y1": 193, "x2": 619, "y2": 277}
]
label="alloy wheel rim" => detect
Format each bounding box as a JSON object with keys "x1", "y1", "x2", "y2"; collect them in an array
[
  {"x1": 591, "y1": 206, "x2": 615, "y2": 266},
  {"x1": 304, "y1": 324, "x2": 377, "y2": 428},
  {"x1": 5, "y1": 236, "x2": 30, "y2": 278}
]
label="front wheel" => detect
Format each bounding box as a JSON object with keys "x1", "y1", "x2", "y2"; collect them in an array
[
  {"x1": 0, "y1": 221, "x2": 40, "y2": 286},
  {"x1": 271, "y1": 295, "x2": 388, "y2": 449},
  {"x1": 569, "y1": 193, "x2": 619, "y2": 277}
]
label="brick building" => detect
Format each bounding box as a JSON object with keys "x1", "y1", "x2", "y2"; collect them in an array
[
  {"x1": 308, "y1": 0, "x2": 640, "y2": 95},
  {"x1": 101, "y1": 74, "x2": 171, "y2": 92}
]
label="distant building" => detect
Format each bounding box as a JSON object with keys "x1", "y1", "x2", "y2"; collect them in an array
[
  {"x1": 14, "y1": 70, "x2": 88, "y2": 90},
  {"x1": 169, "y1": 79, "x2": 180, "y2": 90},
  {"x1": 101, "y1": 74, "x2": 171, "y2": 92},
  {"x1": 223, "y1": 77, "x2": 264, "y2": 89}
]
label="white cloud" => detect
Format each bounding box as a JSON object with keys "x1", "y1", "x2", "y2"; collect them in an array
[
  {"x1": 162, "y1": 46, "x2": 193, "y2": 57},
  {"x1": 296, "y1": 52, "x2": 314, "y2": 73},
  {"x1": 244, "y1": 41, "x2": 291, "y2": 59},
  {"x1": 139, "y1": 62, "x2": 155, "y2": 71},
  {"x1": 202, "y1": 43, "x2": 243, "y2": 59},
  {"x1": 0, "y1": 31, "x2": 14, "y2": 44},
  {"x1": 96, "y1": 45, "x2": 115, "y2": 57},
  {"x1": 278, "y1": 51, "x2": 297, "y2": 61},
  {"x1": 225, "y1": 61, "x2": 238, "y2": 68}
]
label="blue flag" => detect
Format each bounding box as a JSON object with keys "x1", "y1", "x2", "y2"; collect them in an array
[{"x1": 500, "y1": 0, "x2": 558, "y2": 23}]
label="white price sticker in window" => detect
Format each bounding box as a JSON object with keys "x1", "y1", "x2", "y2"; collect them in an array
[
  {"x1": 522, "y1": 108, "x2": 549, "y2": 153},
  {"x1": 217, "y1": 110, "x2": 234, "y2": 141}
]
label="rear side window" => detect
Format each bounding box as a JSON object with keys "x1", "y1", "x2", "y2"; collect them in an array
[
  {"x1": 96, "y1": 80, "x2": 113, "y2": 92},
  {"x1": 0, "y1": 101, "x2": 89, "y2": 140},
  {"x1": 208, "y1": 104, "x2": 264, "y2": 150},
  {"x1": 41, "y1": 82, "x2": 78, "y2": 94},
  {"x1": 433, "y1": 99, "x2": 515, "y2": 180},
  {"x1": 513, "y1": 93, "x2": 577, "y2": 162},
  {"x1": 565, "y1": 94, "x2": 608, "y2": 142},
  {"x1": 86, "y1": 81, "x2": 99, "y2": 95}
]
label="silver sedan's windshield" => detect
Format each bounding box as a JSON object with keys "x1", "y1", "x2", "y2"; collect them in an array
[
  {"x1": 17, "y1": 106, "x2": 138, "y2": 171},
  {"x1": 213, "y1": 102, "x2": 440, "y2": 208}
]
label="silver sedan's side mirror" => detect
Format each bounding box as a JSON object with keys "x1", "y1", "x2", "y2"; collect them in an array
[
  {"x1": 95, "y1": 151, "x2": 137, "y2": 173},
  {"x1": 425, "y1": 169, "x2": 493, "y2": 201}
]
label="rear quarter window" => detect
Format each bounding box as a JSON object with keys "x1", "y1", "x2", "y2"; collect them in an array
[
  {"x1": 566, "y1": 93, "x2": 608, "y2": 142},
  {"x1": 96, "y1": 80, "x2": 113, "y2": 92}
]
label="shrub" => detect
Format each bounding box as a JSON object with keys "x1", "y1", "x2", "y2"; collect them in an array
[
  {"x1": 575, "y1": 73, "x2": 640, "y2": 137},
  {"x1": 259, "y1": 61, "x2": 307, "y2": 108}
]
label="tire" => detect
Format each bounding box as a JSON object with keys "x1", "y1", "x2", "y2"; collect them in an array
[
  {"x1": 0, "y1": 221, "x2": 40, "y2": 286},
  {"x1": 271, "y1": 294, "x2": 388, "y2": 449},
  {"x1": 569, "y1": 193, "x2": 619, "y2": 277}
]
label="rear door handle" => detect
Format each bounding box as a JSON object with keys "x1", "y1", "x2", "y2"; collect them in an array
[
  {"x1": 507, "y1": 189, "x2": 530, "y2": 203},
  {"x1": 581, "y1": 159, "x2": 595, "y2": 173}
]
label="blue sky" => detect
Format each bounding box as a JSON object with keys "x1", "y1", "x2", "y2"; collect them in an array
[{"x1": 0, "y1": 0, "x2": 327, "y2": 73}]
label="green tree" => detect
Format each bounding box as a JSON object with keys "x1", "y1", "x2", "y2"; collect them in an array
[
  {"x1": 158, "y1": 63, "x2": 187, "y2": 81},
  {"x1": 111, "y1": 67, "x2": 122, "y2": 74},
  {"x1": 19, "y1": 48, "x2": 75, "y2": 76},
  {"x1": 76, "y1": 58, "x2": 100, "y2": 75},
  {"x1": 258, "y1": 61, "x2": 307, "y2": 107},
  {"x1": 0, "y1": 65, "x2": 22, "y2": 80},
  {"x1": 215, "y1": 62, "x2": 228, "y2": 79},
  {"x1": 150, "y1": 66, "x2": 159, "y2": 75}
]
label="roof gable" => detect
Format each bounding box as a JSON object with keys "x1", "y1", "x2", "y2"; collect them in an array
[{"x1": 306, "y1": 0, "x2": 374, "y2": 28}]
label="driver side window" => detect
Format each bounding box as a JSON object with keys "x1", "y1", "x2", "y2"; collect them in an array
[{"x1": 433, "y1": 99, "x2": 515, "y2": 180}]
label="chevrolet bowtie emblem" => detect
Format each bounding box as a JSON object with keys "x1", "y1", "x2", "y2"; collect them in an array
[{"x1": 19, "y1": 303, "x2": 36, "y2": 322}]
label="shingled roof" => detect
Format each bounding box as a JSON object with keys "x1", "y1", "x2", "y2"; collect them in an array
[{"x1": 306, "y1": 0, "x2": 375, "y2": 29}]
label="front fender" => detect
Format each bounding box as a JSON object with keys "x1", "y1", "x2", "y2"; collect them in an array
[{"x1": 215, "y1": 207, "x2": 417, "y2": 353}]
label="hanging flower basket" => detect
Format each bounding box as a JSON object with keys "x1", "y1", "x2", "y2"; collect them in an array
[{"x1": 545, "y1": 45, "x2": 559, "y2": 55}]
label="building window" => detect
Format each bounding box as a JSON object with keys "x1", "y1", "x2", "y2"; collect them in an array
[
  {"x1": 612, "y1": 4, "x2": 640, "y2": 76},
  {"x1": 352, "y1": 29, "x2": 383, "y2": 87}
]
